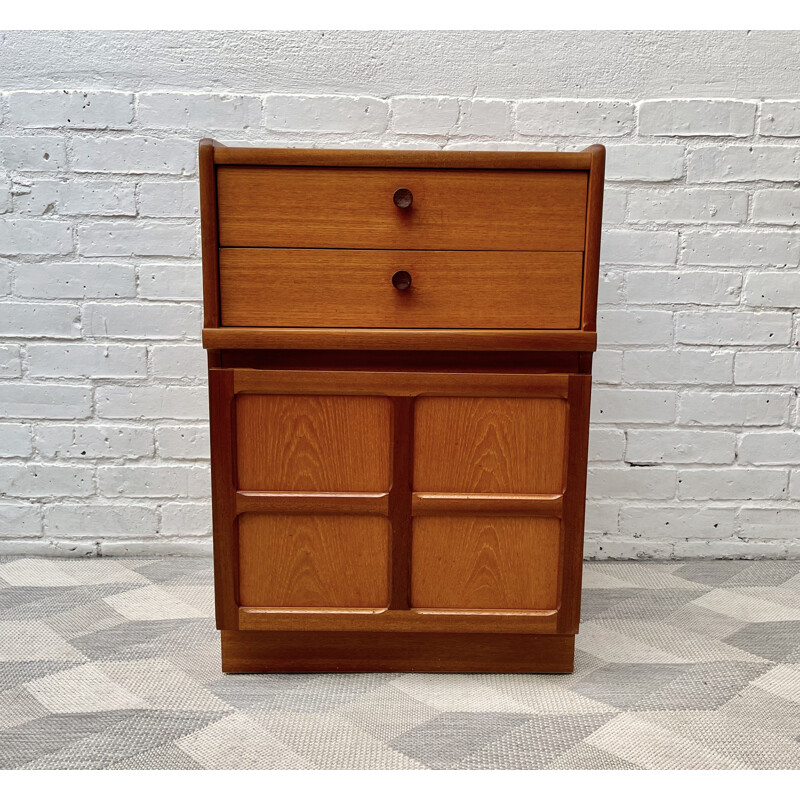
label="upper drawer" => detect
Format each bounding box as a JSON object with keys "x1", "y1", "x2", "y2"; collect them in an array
[{"x1": 216, "y1": 166, "x2": 588, "y2": 251}]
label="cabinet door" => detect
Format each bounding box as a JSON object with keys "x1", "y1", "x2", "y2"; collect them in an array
[{"x1": 411, "y1": 384, "x2": 587, "y2": 614}]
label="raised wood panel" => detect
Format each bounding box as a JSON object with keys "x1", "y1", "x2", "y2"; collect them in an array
[
  {"x1": 216, "y1": 167, "x2": 587, "y2": 251},
  {"x1": 236, "y1": 394, "x2": 391, "y2": 492},
  {"x1": 219, "y1": 249, "x2": 583, "y2": 330},
  {"x1": 238, "y1": 513, "x2": 389, "y2": 608},
  {"x1": 411, "y1": 516, "x2": 560, "y2": 610},
  {"x1": 413, "y1": 397, "x2": 567, "y2": 493}
]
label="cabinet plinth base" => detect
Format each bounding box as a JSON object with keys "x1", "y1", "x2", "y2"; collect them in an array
[{"x1": 220, "y1": 630, "x2": 575, "y2": 674}]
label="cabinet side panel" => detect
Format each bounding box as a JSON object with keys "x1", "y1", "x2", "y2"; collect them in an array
[
  {"x1": 581, "y1": 144, "x2": 605, "y2": 331},
  {"x1": 209, "y1": 369, "x2": 239, "y2": 629}
]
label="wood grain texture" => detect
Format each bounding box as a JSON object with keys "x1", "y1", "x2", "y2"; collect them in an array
[
  {"x1": 208, "y1": 369, "x2": 238, "y2": 629},
  {"x1": 414, "y1": 396, "x2": 567, "y2": 493},
  {"x1": 199, "y1": 139, "x2": 221, "y2": 329},
  {"x1": 238, "y1": 513, "x2": 389, "y2": 608},
  {"x1": 411, "y1": 493, "x2": 563, "y2": 517},
  {"x1": 203, "y1": 327, "x2": 598, "y2": 352},
  {"x1": 213, "y1": 145, "x2": 592, "y2": 171},
  {"x1": 235, "y1": 394, "x2": 391, "y2": 492},
  {"x1": 221, "y1": 631, "x2": 575, "y2": 673},
  {"x1": 233, "y1": 369, "x2": 569, "y2": 398},
  {"x1": 217, "y1": 167, "x2": 587, "y2": 251},
  {"x1": 581, "y1": 144, "x2": 605, "y2": 331},
  {"x1": 411, "y1": 516, "x2": 561, "y2": 610},
  {"x1": 558, "y1": 374, "x2": 593, "y2": 633},
  {"x1": 219, "y1": 249, "x2": 583, "y2": 329},
  {"x1": 235, "y1": 491, "x2": 389, "y2": 515}
]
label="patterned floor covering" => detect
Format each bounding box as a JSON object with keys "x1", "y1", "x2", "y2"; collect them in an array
[{"x1": 0, "y1": 557, "x2": 797, "y2": 770}]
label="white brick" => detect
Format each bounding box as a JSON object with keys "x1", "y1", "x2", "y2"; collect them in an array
[
  {"x1": 0, "y1": 219, "x2": 72, "y2": 255},
  {"x1": 592, "y1": 349, "x2": 623, "y2": 384},
  {"x1": 15, "y1": 263, "x2": 136, "y2": 299},
  {"x1": 138, "y1": 181, "x2": 199, "y2": 218},
  {"x1": 792, "y1": 471, "x2": 800, "y2": 501},
  {"x1": 27, "y1": 344, "x2": 146, "y2": 379},
  {"x1": 584, "y1": 502, "x2": 620, "y2": 534},
  {"x1": 639, "y1": 100, "x2": 756, "y2": 137},
  {"x1": 626, "y1": 430, "x2": 735, "y2": 465},
  {"x1": 7, "y1": 91, "x2": 133, "y2": 128},
  {"x1": 391, "y1": 96, "x2": 459, "y2": 134},
  {"x1": 0, "y1": 539, "x2": 98, "y2": 557},
  {"x1": 598, "y1": 270, "x2": 624, "y2": 306},
  {"x1": 620, "y1": 505, "x2": 736, "y2": 539},
  {"x1": 137, "y1": 264, "x2": 202, "y2": 301},
  {"x1": 585, "y1": 538, "x2": 675, "y2": 559},
  {"x1": 676, "y1": 311, "x2": 791, "y2": 345},
  {"x1": 137, "y1": 92, "x2": 262, "y2": 129},
  {"x1": 0, "y1": 263, "x2": 9, "y2": 295},
  {"x1": 96, "y1": 385, "x2": 208, "y2": 420},
  {"x1": 597, "y1": 310, "x2": 673, "y2": 346},
  {"x1": 264, "y1": 94, "x2": 388, "y2": 133},
  {"x1": 591, "y1": 389, "x2": 676, "y2": 424},
  {"x1": 626, "y1": 271, "x2": 741, "y2": 305},
  {"x1": 678, "y1": 392, "x2": 791, "y2": 426},
  {"x1": 743, "y1": 273, "x2": 800, "y2": 308},
  {"x1": 672, "y1": 540, "x2": 787, "y2": 558},
  {"x1": 101, "y1": 539, "x2": 212, "y2": 557},
  {"x1": 444, "y1": 141, "x2": 556, "y2": 152},
  {"x1": 623, "y1": 349, "x2": 733, "y2": 385},
  {"x1": 587, "y1": 467, "x2": 677, "y2": 499},
  {"x1": 71, "y1": 136, "x2": 196, "y2": 175},
  {"x1": 0, "y1": 423, "x2": 32, "y2": 457},
  {"x1": 149, "y1": 344, "x2": 206, "y2": 379},
  {"x1": 9, "y1": 179, "x2": 59, "y2": 215},
  {"x1": 734, "y1": 352, "x2": 800, "y2": 385},
  {"x1": 59, "y1": 181, "x2": 136, "y2": 216},
  {"x1": 78, "y1": 220, "x2": 198, "y2": 257},
  {"x1": 0, "y1": 136, "x2": 67, "y2": 171},
  {"x1": 601, "y1": 230, "x2": 678, "y2": 265},
  {"x1": 0, "y1": 503, "x2": 42, "y2": 537},
  {"x1": 159, "y1": 502, "x2": 212, "y2": 535},
  {"x1": 156, "y1": 425, "x2": 209, "y2": 459},
  {"x1": 97, "y1": 465, "x2": 209, "y2": 498},
  {"x1": 83, "y1": 302, "x2": 201, "y2": 339},
  {"x1": 678, "y1": 468, "x2": 787, "y2": 500},
  {"x1": 602, "y1": 188, "x2": 626, "y2": 225},
  {"x1": 759, "y1": 101, "x2": 800, "y2": 137},
  {"x1": 0, "y1": 345, "x2": 22, "y2": 378},
  {"x1": 752, "y1": 189, "x2": 800, "y2": 226},
  {"x1": 516, "y1": 100, "x2": 634, "y2": 136},
  {"x1": 688, "y1": 146, "x2": 800, "y2": 182},
  {"x1": 0, "y1": 465, "x2": 94, "y2": 498},
  {"x1": 456, "y1": 99, "x2": 512, "y2": 137},
  {"x1": 628, "y1": 189, "x2": 747, "y2": 224},
  {"x1": 35, "y1": 424, "x2": 154, "y2": 460},
  {"x1": 0, "y1": 172, "x2": 11, "y2": 213},
  {"x1": 737, "y1": 507, "x2": 800, "y2": 539},
  {"x1": 588, "y1": 428, "x2": 626, "y2": 462},
  {"x1": 739, "y1": 433, "x2": 800, "y2": 465},
  {"x1": 682, "y1": 231, "x2": 800, "y2": 267},
  {"x1": 605, "y1": 144, "x2": 684, "y2": 182},
  {"x1": 0, "y1": 384, "x2": 91, "y2": 419},
  {"x1": 44, "y1": 503, "x2": 158, "y2": 537},
  {"x1": 0, "y1": 302, "x2": 80, "y2": 337}
]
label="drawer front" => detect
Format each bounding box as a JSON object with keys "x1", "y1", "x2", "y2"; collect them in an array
[
  {"x1": 411, "y1": 516, "x2": 560, "y2": 610},
  {"x1": 239, "y1": 513, "x2": 389, "y2": 608},
  {"x1": 219, "y1": 249, "x2": 583, "y2": 329},
  {"x1": 217, "y1": 166, "x2": 588, "y2": 251},
  {"x1": 413, "y1": 396, "x2": 568, "y2": 494},
  {"x1": 236, "y1": 394, "x2": 392, "y2": 492}
]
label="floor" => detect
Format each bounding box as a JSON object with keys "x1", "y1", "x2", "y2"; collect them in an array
[{"x1": 0, "y1": 557, "x2": 797, "y2": 770}]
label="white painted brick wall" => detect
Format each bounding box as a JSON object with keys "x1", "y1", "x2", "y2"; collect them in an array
[{"x1": 0, "y1": 31, "x2": 798, "y2": 559}]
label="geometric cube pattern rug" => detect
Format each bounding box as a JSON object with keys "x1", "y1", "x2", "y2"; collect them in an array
[{"x1": 0, "y1": 557, "x2": 797, "y2": 770}]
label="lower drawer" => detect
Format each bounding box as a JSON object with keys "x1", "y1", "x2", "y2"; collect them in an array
[{"x1": 219, "y1": 248, "x2": 583, "y2": 329}]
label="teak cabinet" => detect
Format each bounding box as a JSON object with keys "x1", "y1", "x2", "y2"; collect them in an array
[{"x1": 200, "y1": 141, "x2": 605, "y2": 673}]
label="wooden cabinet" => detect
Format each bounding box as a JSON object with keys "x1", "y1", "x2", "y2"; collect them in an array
[{"x1": 201, "y1": 142, "x2": 604, "y2": 673}]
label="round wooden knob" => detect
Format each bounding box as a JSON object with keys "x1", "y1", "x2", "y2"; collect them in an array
[
  {"x1": 391, "y1": 270, "x2": 412, "y2": 291},
  {"x1": 393, "y1": 188, "x2": 413, "y2": 209}
]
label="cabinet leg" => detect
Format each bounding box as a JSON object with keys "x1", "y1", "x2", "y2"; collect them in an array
[{"x1": 220, "y1": 631, "x2": 574, "y2": 674}]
